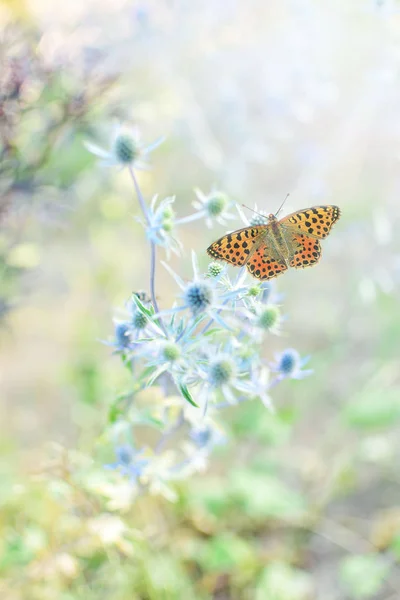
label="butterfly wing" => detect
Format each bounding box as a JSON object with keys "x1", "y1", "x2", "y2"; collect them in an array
[
  {"x1": 289, "y1": 234, "x2": 321, "y2": 269},
  {"x1": 207, "y1": 225, "x2": 267, "y2": 266},
  {"x1": 246, "y1": 243, "x2": 288, "y2": 280},
  {"x1": 280, "y1": 205, "x2": 340, "y2": 239}
]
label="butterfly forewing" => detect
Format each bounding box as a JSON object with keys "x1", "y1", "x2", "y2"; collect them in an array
[
  {"x1": 207, "y1": 225, "x2": 266, "y2": 266},
  {"x1": 281, "y1": 205, "x2": 340, "y2": 239}
]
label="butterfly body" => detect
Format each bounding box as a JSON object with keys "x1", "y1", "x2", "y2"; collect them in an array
[{"x1": 207, "y1": 205, "x2": 340, "y2": 280}]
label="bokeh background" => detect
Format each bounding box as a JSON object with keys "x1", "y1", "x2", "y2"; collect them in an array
[{"x1": 1, "y1": 1, "x2": 400, "y2": 598}]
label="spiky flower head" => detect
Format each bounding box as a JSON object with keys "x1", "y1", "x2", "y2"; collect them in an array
[
  {"x1": 278, "y1": 348, "x2": 300, "y2": 375},
  {"x1": 160, "y1": 205, "x2": 175, "y2": 220},
  {"x1": 161, "y1": 342, "x2": 181, "y2": 362},
  {"x1": 250, "y1": 213, "x2": 268, "y2": 226},
  {"x1": 114, "y1": 322, "x2": 131, "y2": 348},
  {"x1": 115, "y1": 445, "x2": 133, "y2": 465},
  {"x1": 208, "y1": 261, "x2": 224, "y2": 277},
  {"x1": 205, "y1": 192, "x2": 229, "y2": 217},
  {"x1": 190, "y1": 426, "x2": 212, "y2": 447},
  {"x1": 132, "y1": 311, "x2": 148, "y2": 330},
  {"x1": 208, "y1": 356, "x2": 236, "y2": 387},
  {"x1": 248, "y1": 284, "x2": 261, "y2": 297},
  {"x1": 258, "y1": 305, "x2": 280, "y2": 330},
  {"x1": 183, "y1": 280, "x2": 214, "y2": 314},
  {"x1": 113, "y1": 134, "x2": 137, "y2": 164},
  {"x1": 85, "y1": 124, "x2": 164, "y2": 169},
  {"x1": 161, "y1": 219, "x2": 174, "y2": 232},
  {"x1": 192, "y1": 188, "x2": 236, "y2": 228},
  {"x1": 270, "y1": 348, "x2": 313, "y2": 380}
]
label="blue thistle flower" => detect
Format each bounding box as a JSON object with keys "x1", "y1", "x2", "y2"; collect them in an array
[
  {"x1": 138, "y1": 195, "x2": 182, "y2": 257},
  {"x1": 258, "y1": 305, "x2": 281, "y2": 331},
  {"x1": 114, "y1": 322, "x2": 131, "y2": 349},
  {"x1": 132, "y1": 310, "x2": 148, "y2": 330},
  {"x1": 105, "y1": 444, "x2": 149, "y2": 482},
  {"x1": 183, "y1": 280, "x2": 214, "y2": 314},
  {"x1": 85, "y1": 124, "x2": 164, "y2": 170},
  {"x1": 271, "y1": 348, "x2": 313, "y2": 380},
  {"x1": 190, "y1": 188, "x2": 236, "y2": 229},
  {"x1": 189, "y1": 423, "x2": 226, "y2": 450},
  {"x1": 279, "y1": 349, "x2": 298, "y2": 374},
  {"x1": 208, "y1": 357, "x2": 236, "y2": 387},
  {"x1": 114, "y1": 134, "x2": 137, "y2": 164},
  {"x1": 250, "y1": 213, "x2": 268, "y2": 226},
  {"x1": 159, "y1": 252, "x2": 238, "y2": 330}
]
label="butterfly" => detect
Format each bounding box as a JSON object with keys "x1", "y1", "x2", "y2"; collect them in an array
[{"x1": 207, "y1": 205, "x2": 341, "y2": 280}]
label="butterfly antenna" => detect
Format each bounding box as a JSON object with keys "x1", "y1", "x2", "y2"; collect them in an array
[
  {"x1": 274, "y1": 193, "x2": 290, "y2": 217},
  {"x1": 241, "y1": 204, "x2": 267, "y2": 218}
]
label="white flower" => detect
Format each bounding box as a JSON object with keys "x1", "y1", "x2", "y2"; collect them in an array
[
  {"x1": 181, "y1": 187, "x2": 237, "y2": 229},
  {"x1": 85, "y1": 123, "x2": 164, "y2": 169},
  {"x1": 136, "y1": 195, "x2": 183, "y2": 257}
]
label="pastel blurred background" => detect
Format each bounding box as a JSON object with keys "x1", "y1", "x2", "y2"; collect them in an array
[{"x1": 1, "y1": 1, "x2": 400, "y2": 598}]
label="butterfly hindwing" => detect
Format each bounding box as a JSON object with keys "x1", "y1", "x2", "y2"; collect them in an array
[
  {"x1": 281, "y1": 205, "x2": 340, "y2": 239},
  {"x1": 207, "y1": 225, "x2": 266, "y2": 266},
  {"x1": 246, "y1": 244, "x2": 288, "y2": 280},
  {"x1": 289, "y1": 234, "x2": 322, "y2": 269}
]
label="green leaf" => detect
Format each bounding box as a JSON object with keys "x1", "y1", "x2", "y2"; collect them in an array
[
  {"x1": 146, "y1": 364, "x2": 169, "y2": 387},
  {"x1": 178, "y1": 383, "x2": 198, "y2": 407},
  {"x1": 202, "y1": 327, "x2": 221, "y2": 337},
  {"x1": 339, "y1": 554, "x2": 389, "y2": 598},
  {"x1": 131, "y1": 293, "x2": 154, "y2": 317}
]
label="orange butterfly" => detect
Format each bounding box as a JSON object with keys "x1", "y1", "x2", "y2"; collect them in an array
[{"x1": 207, "y1": 205, "x2": 341, "y2": 280}]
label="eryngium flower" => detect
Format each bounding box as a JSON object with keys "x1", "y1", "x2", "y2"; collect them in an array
[{"x1": 85, "y1": 124, "x2": 164, "y2": 169}]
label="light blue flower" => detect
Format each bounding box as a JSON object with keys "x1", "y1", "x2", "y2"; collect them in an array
[
  {"x1": 112, "y1": 321, "x2": 132, "y2": 351},
  {"x1": 136, "y1": 195, "x2": 182, "y2": 257},
  {"x1": 133, "y1": 320, "x2": 204, "y2": 389},
  {"x1": 188, "y1": 348, "x2": 268, "y2": 415},
  {"x1": 216, "y1": 267, "x2": 250, "y2": 304},
  {"x1": 173, "y1": 188, "x2": 237, "y2": 229},
  {"x1": 192, "y1": 187, "x2": 237, "y2": 229},
  {"x1": 85, "y1": 123, "x2": 164, "y2": 169},
  {"x1": 159, "y1": 251, "x2": 237, "y2": 330},
  {"x1": 189, "y1": 422, "x2": 226, "y2": 451},
  {"x1": 105, "y1": 444, "x2": 149, "y2": 482},
  {"x1": 270, "y1": 348, "x2": 313, "y2": 380}
]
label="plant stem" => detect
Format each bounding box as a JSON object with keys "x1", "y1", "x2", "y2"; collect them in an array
[
  {"x1": 129, "y1": 165, "x2": 150, "y2": 225},
  {"x1": 128, "y1": 165, "x2": 167, "y2": 336}
]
